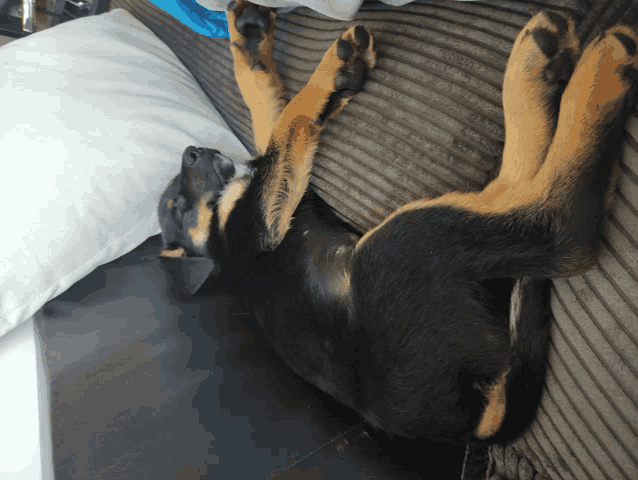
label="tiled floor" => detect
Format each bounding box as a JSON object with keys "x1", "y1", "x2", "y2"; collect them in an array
[{"x1": 0, "y1": 35, "x2": 13, "y2": 46}]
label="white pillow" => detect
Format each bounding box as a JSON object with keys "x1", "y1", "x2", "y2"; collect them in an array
[{"x1": 0, "y1": 9, "x2": 250, "y2": 338}]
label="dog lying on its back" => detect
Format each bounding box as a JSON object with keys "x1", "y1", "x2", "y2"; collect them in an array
[{"x1": 158, "y1": 0, "x2": 636, "y2": 444}]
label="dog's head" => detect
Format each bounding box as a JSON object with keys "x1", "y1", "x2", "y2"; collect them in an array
[{"x1": 158, "y1": 146, "x2": 247, "y2": 294}]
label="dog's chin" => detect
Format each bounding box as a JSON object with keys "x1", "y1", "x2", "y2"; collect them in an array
[{"x1": 228, "y1": 161, "x2": 251, "y2": 181}]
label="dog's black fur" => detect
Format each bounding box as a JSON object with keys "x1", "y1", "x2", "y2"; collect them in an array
[{"x1": 158, "y1": 2, "x2": 636, "y2": 444}]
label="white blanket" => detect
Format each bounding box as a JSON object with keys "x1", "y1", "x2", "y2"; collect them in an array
[{"x1": 195, "y1": 0, "x2": 479, "y2": 21}]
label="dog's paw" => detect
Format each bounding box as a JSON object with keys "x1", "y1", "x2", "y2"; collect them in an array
[
  {"x1": 533, "y1": 12, "x2": 580, "y2": 84},
  {"x1": 561, "y1": 23, "x2": 638, "y2": 126},
  {"x1": 226, "y1": 0, "x2": 276, "y2": 71},
  {"x1": 333, "y1": 26, "x2": 377, "y2": 93},
  {"x1": 310, "y1": 25, "x2": 376, "y2": 124},
  {"x1": 515, "y1": 11, "x2": 580, "y2": 86}
]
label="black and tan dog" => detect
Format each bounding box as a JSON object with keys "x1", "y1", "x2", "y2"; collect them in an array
[{"x1": 158, "y1": 0, "x2": 637, "y2": 444}]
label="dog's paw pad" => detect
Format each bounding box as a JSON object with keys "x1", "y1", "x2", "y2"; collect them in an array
[
  {"x1": 517, "y1": 11, "x2": 580, "y2": 87},
  {"x1": 334, "y1": 61, "x2": 367, "y2": 92},
  {"x1": 613, "y1": 32, "x2": 637, "y2": 56},
  {"x1": 532, "y1": 29, "x2": 560, "y2": 58},
  {"x1": 333, "y1": 25, "x2": 376, "y2": 94},
  {"x1": 353, "y1": 25, "x2": 370, "y2": 50},
  {"x1": 308, "y1": 25, "x2": 376, "y2": 124},
  {"x1": 540, "y1": 11, "x2": 569, "y2": 36},
  {"x1": 235, "y1": 5, "x2": 272, "y2": 39},
  {"x1": 336, "y1": 39, "x2": 354, "y2": 61},
  {"x1": 226, "y1": 1, "x2": 276, "y2": 70},
  {"x1": 543, "y1": 50, "x2": 574, "y2": 84},
  {"x1": 597, "y1": 25, "x2": 638, "y2": 70}
]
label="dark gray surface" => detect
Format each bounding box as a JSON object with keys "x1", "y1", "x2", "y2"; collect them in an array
[{"x1": 36, "y1": 235, "x2": 464, "y2": 479}]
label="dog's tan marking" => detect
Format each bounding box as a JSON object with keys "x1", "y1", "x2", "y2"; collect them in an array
[
  {"x1": 218, "y1": 176, "x2": 250, "y2": 234},
  {"x1": 328, "y1": 247, "x2": 354, "y2": 300},
  {"x1": 226, "y1": 1, "x2": 285, "y2": 155},
  {"x1": 160, "y1": 248, "x2": 185, "y2": 258},
  {"x1": 167, "y1": 199, "x2": 174, "y2": 209},
  {"x1": 261, "y1": 117, "x2": 319, "y2": 249},
  {"x1": 340, "y1": 270, "x2": 352, "y2": 298},
  {"x1": 188, "y1": 193, "x2": 214, "y2": 248},
  {"x1": 475, "y1": 369, "x2": 509, "y2": 439}
]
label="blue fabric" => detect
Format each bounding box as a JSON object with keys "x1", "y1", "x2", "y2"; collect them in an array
[{"x1": 149, "y1": 0, "x2": 229, "y2": 38}]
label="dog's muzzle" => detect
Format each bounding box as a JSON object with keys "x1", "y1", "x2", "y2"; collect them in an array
[{"x1": 182, "y1": 146, "x2": 236, "y2": 184}]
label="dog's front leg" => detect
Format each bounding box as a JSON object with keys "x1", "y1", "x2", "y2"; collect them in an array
[
  {"x1": 226, "y1": 1, "x2": 285, "y2": 155},
  {"x1": 258, "y1": 25, "x2": 377, "y2": 251}
]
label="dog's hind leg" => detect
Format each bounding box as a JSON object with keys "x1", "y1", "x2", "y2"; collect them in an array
[
  {"x1": 478, "y1": 24, "x2": 638, "y2": 443},
  {"x1": 471, "y1": 13, "x2": 580, "y2": 441},
  {"x1": 258, "y1": 25, "x2": 376, "y2": 251},
  {"x1": 523, "y1": 24, "x2": 638, "y2": 275},
  {"x1": 477, "y1": 20, "x2": 638, "y2": 441},
  {"x1": 226, "y1": 1, "x2": 284, "y2": 155},
  {"x1": 499, "y1": 11, "x2": 580, "y2": 186}
]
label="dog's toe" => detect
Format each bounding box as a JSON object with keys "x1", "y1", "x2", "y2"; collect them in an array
[{"x1": 235, "y1": 4, "x2": 272, "y2": 39}]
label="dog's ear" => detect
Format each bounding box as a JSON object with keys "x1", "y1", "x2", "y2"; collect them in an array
[{"x1": 161, "y1": 256, "x2": 220, "y2": 295}]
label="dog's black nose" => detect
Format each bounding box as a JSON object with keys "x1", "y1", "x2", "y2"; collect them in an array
[
  {"x1": 183, "y1": 146, "x2": 220, "y2": 167},
  {"x1": 183, "y1": 146, "x2": 200, "y2": 166}
]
